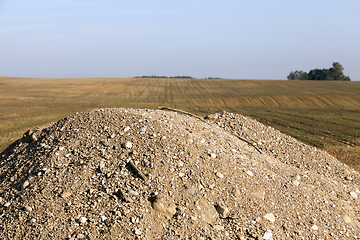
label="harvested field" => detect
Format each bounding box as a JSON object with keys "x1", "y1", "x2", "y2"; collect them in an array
[
  {"x1": 1, "y1": 108, "x2": 360, "y2": 239},
  {"x1": 1, "y1": 77, "x2": 360, "y2": 170}
]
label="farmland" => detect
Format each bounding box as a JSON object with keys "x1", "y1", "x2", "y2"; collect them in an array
[{"x1": 1, "y1": 76, "x2": 360, "y2": 170}]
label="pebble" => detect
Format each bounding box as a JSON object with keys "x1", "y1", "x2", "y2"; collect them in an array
[
  {"x1": 213, "y1": 225, "x2": 224, "y2": 231},
  {"x1": 216, "y1": 172, "x2": 224, "y2": 179},
  {"x1": 262, "y1": 230, "x2": 273, "y2": 240},
  {"x1": 128, "y1": 190, "x2": 139, "y2": 196},
  {"x1": 350, "y1": 191, "x2": 358, "y2": 198},
  {"x1": 24, "y1": 205, "x2": 32, "y2": 212},
  {"x1": 124, "y1": 141, "x2": 132, "y2": 149},
  {"x1": 215, "y1": 203, "x2": 229, "y2": 216},
  {"x1": 100, "y1": 216, "x2": 107, "y2": 222},
  {"x1": 4, "y1": 202, "x2": 11, "y2": 207},
  {"x1": 311, "y1": 225, "x2": 318, "y2": 231},
  {"x1": 344, "y1": 215, "x2": 352, "y2": 223},
  {"x1": 292, "y1": 180, "x2": 300, "y2": 186},
  {"x1": 263, "y1": 213, "x2": 275, "y2": 223},
  {"x1": 124, "y1": 127, "x2": 130, "y2": 132},
  {"x1": 79, "y1": 217, "x2": 87, "y2": 224},
  {"x1": 134, "y1": 228, "x2": 142, "y2": 235},
  {"x1": 22, "y1": 180, "x2": 30, "y2": 189},
  {"x1": 232, "y1": 187, "x2": 241, "y2": 197},
  {"x1": 61, "y1": 191, "x2": 72, "y2": 199},
  {"x1": 208, "y1": 153, "x2": 217, "y2": 158},
  {"x1": 246, "y1": 170, "x2": 254, "y2": 177},
  {"x1": 30, "y1": 218, "x2": 36, "y2": 223},
  {"x1": 185, "y1": 188, "x2": 196, "y2": 195},
  {"x1": 152, "y1": 200, "x2": 177, "y2": 217}
]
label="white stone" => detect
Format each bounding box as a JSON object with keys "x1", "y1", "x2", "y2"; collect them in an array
[
  {"x1": 263, "y1": 213, "x2": 275, "y2": 223},
  {"x1": 216, "y1": 172, "x2": 224, "y2": 179},
  {"x1": 79, "y1": 217, "x2": 87, "y2": 223},
  {"x1": 311, "y1": 225, "x2": 318, "y2": 231},
  {"x1": 246, "y1": 170, "x2": 254, "y2": 177},
  {"x1": 134, "y1": 228, "x2": 142, "y2": 235},
  {"x1": 262, "y1": 230, "x2": 273, "y2": 240},
  {"x1": 128, "y1": 190, "x2": 139, "y2": 196},
  {"x1": 350, "y1": 191, "x2": 358, "y2": 199},
  {"x1": 292, "y1": 180, "x2": 300, "y2": 186},
  {"x1": 124, "y1": 127, "x2": 130, "y2": 132},
  {"x1": 209, "y1": 153, "x2": 217, "y2": 158},
  {"x1": 124, "y1": 141, "x2": 132, "y2": 149},
  {"x1": 100, "y1": 216, "x2": 107, "y2": 222}
]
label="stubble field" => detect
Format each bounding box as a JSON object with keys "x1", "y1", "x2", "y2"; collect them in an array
[{"x1": 1, "y1": 76, "x2": 360, "y2": 170}]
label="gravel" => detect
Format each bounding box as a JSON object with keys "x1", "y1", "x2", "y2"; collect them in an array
[{"x1": 0, "y1": 108, "x2": 360, "y2": 239}]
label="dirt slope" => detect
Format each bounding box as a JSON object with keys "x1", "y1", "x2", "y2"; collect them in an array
[{"x1": 0, "y1": 108, "x2": 359, "y2": 239}]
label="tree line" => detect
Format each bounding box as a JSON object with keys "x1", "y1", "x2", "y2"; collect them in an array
[
  {"x1": 133, "y1": 75, "x2": 194, "y2": 79},
  {"x1": 287, "y1": 62, "x2": 351, "y2": 81}
]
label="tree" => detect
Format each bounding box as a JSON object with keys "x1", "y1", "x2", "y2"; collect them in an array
[
  {"x1": 287, "y1": 70, "x2": 308, "y2": 80},
  {"x1": 287, "y1": 62, "x2": 350, "y2": 81}
]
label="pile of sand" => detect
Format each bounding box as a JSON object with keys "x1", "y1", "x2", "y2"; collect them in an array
[{"x1": 0, "y1": 108, "x2": 359, "y2": 239}]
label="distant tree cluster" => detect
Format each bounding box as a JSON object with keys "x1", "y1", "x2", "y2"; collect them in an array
[
  {"x1": 287, "y1": 62, "x2": 351, "y2": 81},
  {"x1": 133, "y1": 75, "x2": 194, "y2": 79},
  {"x1": 206, "y1": 77, "x2": 223, "y2": 79}
]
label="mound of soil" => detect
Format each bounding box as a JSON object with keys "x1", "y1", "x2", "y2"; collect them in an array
[{"x1": 1, "y1": 108, "x2": 360, "y2": 239}]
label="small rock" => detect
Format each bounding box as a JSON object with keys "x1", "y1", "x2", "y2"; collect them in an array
[
  {"x1": 263, "y1": 213, "x2": 275, "y2": 223},
  {"x1": 292, "y1": 180, "x2": 300, "y2": 186},
  {"x1": 30, "y1": 218, "x2": 36, "y2": 223},
  {"x1": 213, "y1": 225, "x2": 224, "y2": 231},
  {"x1": 344, "y1": 215, "x2": 352, "y2": 223},
  {"x1": 30, "y1": 133, "x2": 38, "y2": 142},
  {"x1": 246, "y1": 170, "x2": 254, "y2": 177},
  {"x1": 24, "y1": 205, "x2": 32, "y2": 212},
  {"x1": 61, "y1": 191, "x2": 72, "y2": 199},
  {"x1": 22, "y1": 180, "x2": 30, "y2": 190},
  {"x1": 208, "y1": 153, "x2": 217, "y2": 158},
  {"x1": 124, "y1": 127, "x2": 130, "y2": 132},
  {"x1": 232, "y1": 187, "x2": 241, "y2": 197},
  {"x1": 134, "y1": 228, "x2": 142, "y2": 235},
  {"x1": 350, "y1": 192, "x2": 358, "y2": 198},
  {"x1": 185, "y1": 188, "x2": 196, "y2": 195},
  {"x1": 152, "y1": 200, "x2": 177, "y2": 217},
  {"x1": 100, "y1": 216, "x2": 107, "y2": 222},
  {"x1": 4, "y1": 202, "x2": 11, "y2": 207},
  {"x1": 205, "y1": 113, "x2": 218, "y2": 120},
  {"x1": 128, "y1": 190, "x2": 139, "y2": 196},
  {"x1": 311, "y1": 225, "x2": 318, "y2": 231},
  {"x1": 79, "y1": 217, "x2": 87, "y2": 224},
  {"x1": 345, "y1": 175, "x2": 353, "y2": 181},
  {"x1": 179, "y1": 172, "x2": 185, "y2": 177},
  {"x1": 262, "y1": 230, "x2": 273, "y2": 240},
  {"x1": 216, "y1": 172, "x2": 224, "y2": 179},
  {"x1": 186, "y1": 138, "x2": 193, "y2": 144},
  {"x1": 294, "y1": 175, "x2": 301, "y2": 181},
  {"x1": 124, "y1": 141, "x2": 132, "y2": 149},
  {"x1": 216, "y1": 203, "x2": 229, "y2": 217}
]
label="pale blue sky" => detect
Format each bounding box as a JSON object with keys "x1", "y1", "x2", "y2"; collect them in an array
[{"x1": 0, "y1": 0, "x2": 359, "y2": 80}]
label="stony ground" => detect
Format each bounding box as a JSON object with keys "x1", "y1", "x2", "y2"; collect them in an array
[{"x1": 0, "y1": 108, "x2": 360, "y2": 240}]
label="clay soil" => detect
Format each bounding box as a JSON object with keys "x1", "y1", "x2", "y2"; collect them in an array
[{"x1": 1, "y1": 108, "x2": 360, "y2": 239}]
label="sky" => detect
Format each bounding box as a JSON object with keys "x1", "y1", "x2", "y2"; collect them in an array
[{"x1": 0, "y1": 0, "x2": 359, "y2": 80}]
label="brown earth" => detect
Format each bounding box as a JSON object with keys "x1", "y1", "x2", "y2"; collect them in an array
[{"x1": 1, "y1": 108, "x2": 360, "y2": 239}]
